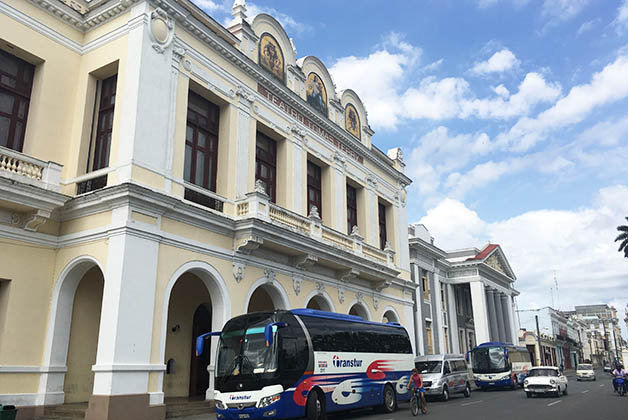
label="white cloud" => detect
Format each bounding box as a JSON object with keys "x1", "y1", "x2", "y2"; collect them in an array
[
  {"x1": 496, "y1": 55, "x2": 628, "y2": 151},
  {"x1": 614, "y1": 0, "x2": 628, "y2": 32},
  {"x1": 577, "y1": 19, "x2": 599, "y2": 36},
  {"x1": 193, "y1": 0, "x2": 223, "y2": 12},
  {"x1": 416, "y1": 185, "x2": 628, "y2": 322},
  {"x1": 577, "y1": 116, "x2": 628, "y2": 147},
  {"x1": 471, "y1": 49, "x2": 520, "y2": 75}
]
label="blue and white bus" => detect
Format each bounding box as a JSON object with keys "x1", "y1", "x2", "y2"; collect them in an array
[
  {"x1": 469, "y1": 342, "x2": 532, "y2": 390},
  {"x1": 196, "y1": 309, "x2": 414, "y2": 420}
]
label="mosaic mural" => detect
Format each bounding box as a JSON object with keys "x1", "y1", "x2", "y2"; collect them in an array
[
  {"x1": 345, "y1": 103, "x2": 361, "y2": 140},
  {"x1": 306, "y1": 72, "x2": 328, "y2": 116},
  {"x1": 259, "y1": 33, "x2": 284, "y2": 82}
]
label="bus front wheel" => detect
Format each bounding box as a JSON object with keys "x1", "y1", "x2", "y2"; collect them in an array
[
  {"x1": 306, "y1": 390, "x2": 325, "y2": 420},
  {"x1": 382, "y1": 384, "x2": 396, "y2": 413}
]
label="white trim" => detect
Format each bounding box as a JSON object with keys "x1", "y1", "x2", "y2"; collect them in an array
[
  {"x1": 304, "y1": 290, "x2": 336, "y2": 312},
  {"x1": 0, "y1": 365, "x2": 66, "y2": 373},
  {"x1": 92, "y1": 364, "x2": 166, "y2": 372},
  {"x1": 381, "y1": 305, "x2": 401, "y2": 323},
  {"x1": 346, "y1": 300, "x2": 371, "y2": 321},
  {"x1": 243, "y1": 275, "x2": 291, "y2": 313}
]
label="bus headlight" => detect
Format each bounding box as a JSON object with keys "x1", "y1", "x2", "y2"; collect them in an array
[
  {"x1": 258, "y1": 394, "x2": 281, "y2": 408},
  {"x1": 549, "y1": 379, "x2": 556, "y2": 385},
  {"x1": 215, "y1": 400, "x2": 226, "y2": 410}
]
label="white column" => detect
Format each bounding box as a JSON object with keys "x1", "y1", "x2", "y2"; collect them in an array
[
  {"x1": 413, "y1": 264, "x2": 425, "y2": 355},
  {"x1": 394, "y1": 201, "x2": 410, "y2": 269},
  {"x1": 332, "y1": 156, "x2": 345, "y2": 232},
  {"x1": 486, "y1": 288, "x2": 499, "y2": 341},
  {"x1": 500, "y1": 294, "x2": 512, "y2": 343},
  {"x1": 235, "y1": 95, "x2": 253, "y2": 198},
  {"x1": 291, "y1": 140, "x2": 304, "y2": 212},
  {"x1": 365, "y1": 184, "x2": 379, "y2": 247},
  {"x1": 447, "y1": 284, "x2": 460, "y2": 353},
  {"x1": 92, "y1": 208, "x2": 159, "y2": 395},
  {"x1": 433, "y1": 274, "x2": 446, "y2": 353},
  {"x1": 470, "y1": 282, "x2": 490, "y2": 345},
  {"x1": 508, "y1": 296, "x2": 519, "y2": 344},
  {"x1": 494, "y1": 291, "x2": 506, "y2": 342}
]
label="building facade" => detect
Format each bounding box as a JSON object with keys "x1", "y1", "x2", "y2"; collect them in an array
[
  {"x1": 0, "y1": 1, "x2": 414, "y2": 419},
  {"x1": 408, "y1": 224, "x2": 520, "y2": 356}
]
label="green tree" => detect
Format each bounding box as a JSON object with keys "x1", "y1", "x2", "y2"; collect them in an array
[{"x1": 616, "y1": 217, "x2": 628, "y2": 258}]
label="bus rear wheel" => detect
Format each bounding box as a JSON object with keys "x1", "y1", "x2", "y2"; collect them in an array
[
  {"x1": 306, "y1": 390, "x2": 325, "y2": 420},
  {"x1": 382, "y1": 384, "x2": 396, "y2": 413}
]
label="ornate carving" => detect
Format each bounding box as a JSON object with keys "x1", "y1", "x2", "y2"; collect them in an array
[
  {"x1": 366, "y1": 174, "x2": 378, "y2": 189},
  {"x1": 373, "y1": 294, "x2": 379, "y2": 310},
  {"x1": 264, "y1": 268, "x2": 276, "y2": 284},
  {"x1": 350, "y1": 225, "x2": 363, "y2": 240},
  {"x1": 374, "y1": 279, "x2": 392, "y2": 292},
  {"x1": 149, "y1": 8, "x2": 175, "y2": 54},
  {"x1": 356, "y1": 291, "x2": 364, "y2": 303},
  {"x1": 316, "y1": 281, "x2": 325, "y2": 293},
  {"x1": 291, "y1": 125, "x2": 306, "y2": 139},
  {"x1": 340, "y1": 268, "x2": 359, "y2": 283},
  {"x1": 236, "y1": 86, "x2": 255, "y2": 104},
  {"x1": 236, "y1": 236, "x2": 263, "y2": 254},
  {"x1": 173, "y1": 46, "x2": 186, "y2": 63},
  {"x1": 293, "y1": 274, "x2": 303, "y2": 296},
  {"x1": 294, "y1": 254, "x2": 318, "y2": 270},
  {"x1": 308, "y1": 206, "x2": 320, "y2": 220},
  {"x1": 233, "y1": 262, "x2": 246, "y2": 283},
  {"x1": 338, "y1": 286, "x2": 345, "y2": 304},
  {"x1": 254, "y1": 179, "x2": 268, "y2": 195},
  {"x1": 384, "y1": 241, "x2": 394, "y2": 252},
  {"x1": 24, "y1": 210, "x2": 49, "y2": 232}
]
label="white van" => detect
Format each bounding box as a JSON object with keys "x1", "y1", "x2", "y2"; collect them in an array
[{"x1": 414, "y1": 354, "x2": 472, "y2": 401}]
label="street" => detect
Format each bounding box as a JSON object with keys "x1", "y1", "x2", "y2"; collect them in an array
[{"x1": 323, "y1": 370, "x2": 626, "y2": 420}]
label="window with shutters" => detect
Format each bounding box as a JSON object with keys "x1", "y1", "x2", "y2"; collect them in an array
[
  {"x1": 0, "y1": 49, "x2": 34, "y2": 152},
  {"x1": 307, "y1": 161, "x2": 321, "y2": 217},
  {"x1": 346, "y1": 184, "x2": 357, "y2": 234},
  {"x1": 255, "y1": 132, "x2": 277, "y2": 202},
  {"x1": 378, "y1": 202, "x2": 387, "y2": 250}
]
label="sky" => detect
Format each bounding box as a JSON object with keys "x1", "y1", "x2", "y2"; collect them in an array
[{"x1": 192, "y1": 0, "x2": 628, "y2": 336}]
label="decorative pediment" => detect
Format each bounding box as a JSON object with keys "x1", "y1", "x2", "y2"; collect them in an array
[
  {"x1": 485, "y1": 253, "x2": 507, "y2": 276},
  {"x1": 482, "y1": 246, "x2": 516, "y2": 280}
]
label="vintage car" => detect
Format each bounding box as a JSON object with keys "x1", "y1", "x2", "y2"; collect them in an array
[
  {"x1": 523, "y1": 366, "x2": 568, "y2": 397},
  {"x1": 576, "y1": 363, "x2": 596, "y2": 381}
]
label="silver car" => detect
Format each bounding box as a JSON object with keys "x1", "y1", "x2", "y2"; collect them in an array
[
  {"x1": 576, "y1": 363, "x2": 596, "y2": 381},
  {"x1": 415, "y1": 354, "x2": 472, "y2": 401}
]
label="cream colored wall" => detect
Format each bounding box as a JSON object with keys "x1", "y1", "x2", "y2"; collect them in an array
[
  {"x1": 63, "y1": 267, "x2": 103, "y2": 403},
  {"x1": 163, "y1": 273, "x2": 210, "y2": 398}
]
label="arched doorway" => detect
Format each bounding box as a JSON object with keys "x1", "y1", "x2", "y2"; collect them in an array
[
  {"x1": 40, "y1": 256, "x2": 105, "y2": 405},
  {"x1": 382, "y1": 309, "x2": 399, "y2": 323},
  {"x1": 190, "y1": 303, "x2": 212, "y2": 398},
  {"x1": 245, "y1": 279, "x2": 290, "y2": 313},
  {"x1": 164, "y1": 273, "x2": 211, "y2": 399},
  {"x1": 305, "y1": 293, "x2": 333, "y2": 312},
  {"x1": 349, "y1": 302, "x2": 369, "y2": 320}
]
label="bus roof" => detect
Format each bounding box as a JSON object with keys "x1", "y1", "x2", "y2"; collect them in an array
[
  {"x1": 290, "y1": 308, "x2": 404, "y2": 329},
  {"x1": 474, "y1": 342, "x2": 528, "y2": 351}
]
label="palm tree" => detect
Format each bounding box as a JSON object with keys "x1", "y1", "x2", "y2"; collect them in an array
[{"x1": 616, "y1": 217, "x2": 628, "y2": 258}]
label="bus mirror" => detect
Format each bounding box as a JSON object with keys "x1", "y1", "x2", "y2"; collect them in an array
[
  {"x1": 505, "y1": 348, "x2": 509, "y2": 360},
  {"x1": 264, "y1": 322, "x2": 288, "y2": 347},
  {"x1": 195, "y1": 331, "x2": 221, "y2": 356},
  {"x1": 465, "y1": 351, "x2": 470, "y2": 362}
]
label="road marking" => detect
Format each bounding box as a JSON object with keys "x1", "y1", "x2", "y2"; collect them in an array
[
  {"x1": 460, "y1": 400, "x2": 483, "y2": 407},
  {"x1": 547, "y1": 400, "x2": 562, "y2": 407},
  {"x1": 581, "y1": 390, "x2": 589, "y2": 393},
  {"x1": 600, "y1": 384, "x2": 605, "y2": 387}
]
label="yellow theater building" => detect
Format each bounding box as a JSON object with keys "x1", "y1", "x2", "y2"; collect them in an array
[{"x1": 0, "y1": 0, "x2": 413, "y2": 418}]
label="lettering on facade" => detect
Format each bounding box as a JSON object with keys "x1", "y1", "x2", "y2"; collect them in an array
[{"x1": 257, "y1": 84, "x2": 364, "y2": 164}]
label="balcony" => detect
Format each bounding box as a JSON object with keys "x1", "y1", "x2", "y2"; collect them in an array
[
  {"x1": 233, "y1": 182, "x2": 399, "y2": 290},
  {"x1": 0, "y1": 146, "x2": 68, "y2": 231}
]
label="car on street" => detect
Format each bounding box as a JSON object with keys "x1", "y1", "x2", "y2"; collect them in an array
[
  {"x1": 576, "y1": 363, "x2": 596, "y2": 381},
  {"x1": 523, "y1": 366, "x2": 568, "y2": 397},
  {"x1": 415, "y1": 354, "x2": 472, "y2": 401},
  {"x1": 604, "y1": 364, "x2": 612, "y2": 372}
]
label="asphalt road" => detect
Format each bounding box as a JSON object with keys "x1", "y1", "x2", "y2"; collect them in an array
[{"x1": 324, "y1": 370, "x2": 627, "y2": 420}]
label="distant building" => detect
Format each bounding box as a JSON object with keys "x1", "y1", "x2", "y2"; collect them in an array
[{"x1": 408, "y1": 224, "x2": 520, "y2": 356}]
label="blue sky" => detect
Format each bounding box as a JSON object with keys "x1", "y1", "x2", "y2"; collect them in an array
[{"x1": 193, "y1": 0, "x2": 628, "y2": 333}]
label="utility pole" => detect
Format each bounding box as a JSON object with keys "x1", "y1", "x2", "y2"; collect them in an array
[{"x1": 535, "y1": 315, "x2": 542, "y2": 366}]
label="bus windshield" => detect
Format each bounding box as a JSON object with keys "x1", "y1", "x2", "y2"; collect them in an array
[
  {"x1": 416, "y1": 361, "x2": 442, "y2": 374},
  {"x1": 215, "y1": 313, "x2": 281, "y2": 392},
  {"x1": 471, "y1": 346, "x2": 508, "y2": 373}
]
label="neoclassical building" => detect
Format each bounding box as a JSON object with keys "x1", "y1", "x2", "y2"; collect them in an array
[
  {"x1": 408, "y1": 224, "x2": 519, "y2": 356},
  {"x1": 0, "y1": 1, "x2": 413, "y2": 419}
]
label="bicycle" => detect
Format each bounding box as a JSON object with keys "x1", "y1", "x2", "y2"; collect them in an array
[{"x1": 409, "y1": 388, "x2": 426, "y2": 416}]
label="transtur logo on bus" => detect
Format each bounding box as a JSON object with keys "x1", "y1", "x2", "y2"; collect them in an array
[
  {"x1": 332, "y1": 355, "x2": 363, "y2": 368},
  {"x1": 229, "y1": 395, "x2": 252, "y2": 400}
]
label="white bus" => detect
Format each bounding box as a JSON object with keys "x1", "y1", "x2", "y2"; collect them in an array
[
  {"x1": 469, "y1": 342, "x2": 532, "y2": 389},
  {"x1": 196, "y1": 309, "x2": 414, "y2": 420}
]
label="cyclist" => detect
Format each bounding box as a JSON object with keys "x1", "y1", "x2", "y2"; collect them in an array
[{"x1": 407, "y1": 368, "x2": 427, "y2": 413}]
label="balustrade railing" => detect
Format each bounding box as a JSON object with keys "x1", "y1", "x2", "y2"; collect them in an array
[{"x1": 0, "y1": 146, "x2": 62, "y2": 192}]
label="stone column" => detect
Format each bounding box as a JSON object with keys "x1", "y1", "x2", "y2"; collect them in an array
[
  {"x1": 500, "y1": 294, "x2": 513, "y2": 343},
  {"x1": 508, "y1": 296, "x2": 519, "y2": 344},
  {"x1": 486, "y1": 288, "x2": 499, "y2": 342},
  {"x1": 235, "y1": 92, "x2": 254, "y2": 199},
  {"x1": 470, "y1": 282, "x2": 490, "y2": 345},
  {"x1": 413, "y1": 264, "x2": 425, "y2": 355},
  {"x1": 494, "y1": 291, "x2": 506, "y2": 343},
  {"x1": 87, "y1": 207, "x2": 161, "y2": 420},
  {"x1": 332, "y1": 153, "x2": 346, "y2": 232},
  {"x1": 364, "y1": 177, "x2": 379, "y2": 248},
  {"x1": 433, "y1": 274, "x2": 446, "y2": 353},
  {"x1": 290, "y1": 133, "x2": 305, "y2": 213},
  {"x1": 447, "y1": 284, "x2": 460, "y2": 353}
]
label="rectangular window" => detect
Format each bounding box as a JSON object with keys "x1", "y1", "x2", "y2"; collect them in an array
[
  {"x1": 346, "y1": 184, "x2": 357, "y2": 234},
  {"x1": 441, "y1": 283, "x2": 447, "y2": 312},
  {"x1": 184, "y1": 91, "x2": 219, "y2": 191},
  {"x1": 255, "y1": 132, "x2": 277, "y2": 202},
  {"x1": 378, "y1": 202, "x2": 387, "y2": 250},
  {"x1": 91, "y1": 75, "x2": 117, "y2": 171},
  {"x1": 425, "y1": 320, "x2": 433, "y2": 355},
  {"x1": 422, "y1": 273, "x2": 430, "y2": 301},
  {"x1": 0, "y1": 49, "x2": 34, "y2": 152},
  {"x1": 307, "y1": 161, "x2": 322, "y2": 217}
]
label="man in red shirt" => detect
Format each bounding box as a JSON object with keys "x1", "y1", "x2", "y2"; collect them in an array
[{"x1": 407, "y1": 368, "x2": 427, "y2": 413}]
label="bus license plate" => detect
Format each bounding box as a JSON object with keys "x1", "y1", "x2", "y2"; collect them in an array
[{"x1": 239, "y1": 415, "x2": 250, "y2": 419}]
